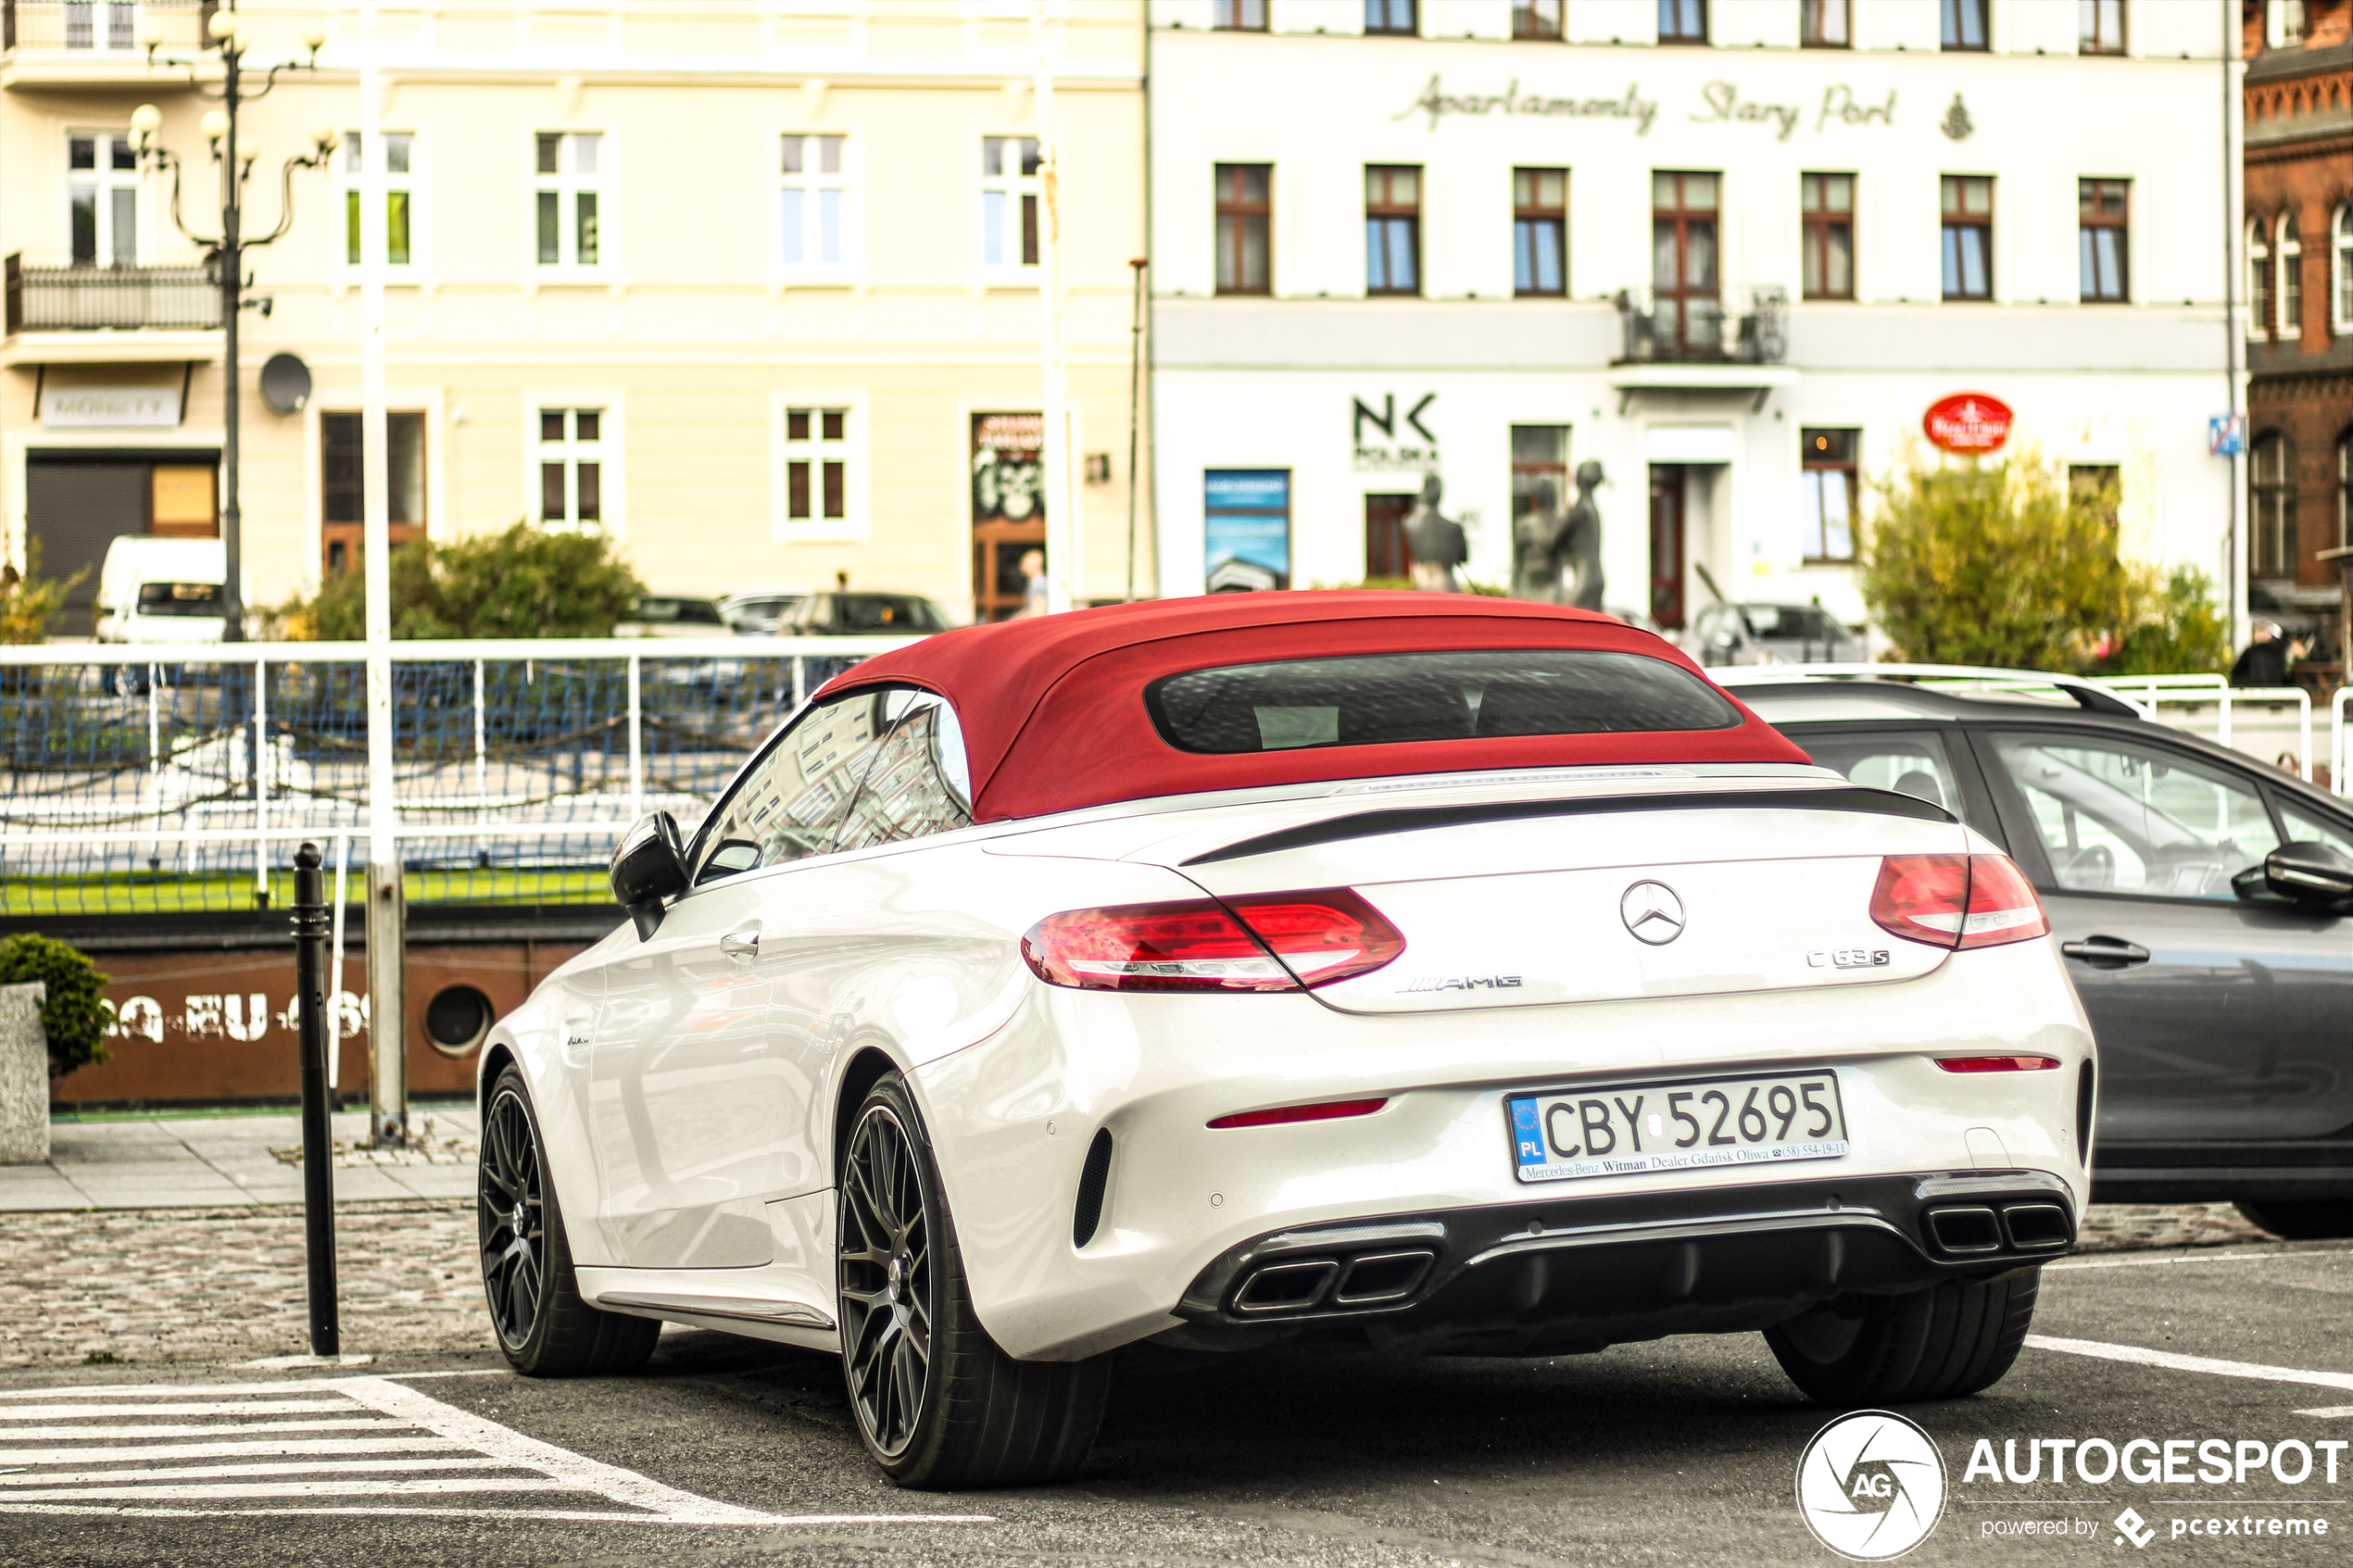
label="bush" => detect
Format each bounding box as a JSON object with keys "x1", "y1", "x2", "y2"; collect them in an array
[
  {"x1": 2095, "y1": 565, "x2": 2231, "y2": 677},
  {"x1": 0, "y1": 934, "x2": 111, "y2": 1080},
  {"x1": 280, "y1": 522, "x2": 645, "y2": 640},
  {"x1": 0, "y1": 541, "x2": 87, "y2": 646}
]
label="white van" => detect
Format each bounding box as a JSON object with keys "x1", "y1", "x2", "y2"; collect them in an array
[{"x1": 93, "y1": 536, "x2": 229, "y2": 645}]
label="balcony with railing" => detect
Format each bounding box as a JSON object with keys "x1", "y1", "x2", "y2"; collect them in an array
[
  {"x1": 3, "y1": 253, "x2": 221, "y2": 363},
  {"x1": 1613, "y1": 285, "x2": 1790, "y2": 367},
  {"x1": 2, "y1": 1, "x2": 215, "y2": 80}
]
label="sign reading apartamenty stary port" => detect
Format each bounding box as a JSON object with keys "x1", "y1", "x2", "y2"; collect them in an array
[{"x1": 1922, "y1": 393, "x2": 2014, "y2": 455}]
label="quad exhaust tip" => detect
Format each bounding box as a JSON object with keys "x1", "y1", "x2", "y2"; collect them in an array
[
  {"x1": 1231, "y1": 1248, "x2": 1437, "y2": 1316},
  {"x1": 1925, "y1": 1201, "x2": 2071, "y2": 1255}
]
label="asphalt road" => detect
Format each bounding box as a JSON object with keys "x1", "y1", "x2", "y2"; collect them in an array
[{"x1": 6, "y1": 1239, "x2": 2351, "y2": 1568}]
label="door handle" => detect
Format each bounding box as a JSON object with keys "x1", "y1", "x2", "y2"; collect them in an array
[
  {"x1": 719, "y1": 929, "x2": 761, "y2": 960},
  {"x1": 2059, "y1": 936, "x2": 2150, "y2": 967}
]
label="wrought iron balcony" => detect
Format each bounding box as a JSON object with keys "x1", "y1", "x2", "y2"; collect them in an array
[
  {"x1": 1614, "y1": 285, "x2": 1789, "y2": 366},
  {"x1": 2, "y1": 0, "x2": 213, "y2": 54},
  {"x1": 4, "y1": 253, "x2": 220, "y2": 333}
]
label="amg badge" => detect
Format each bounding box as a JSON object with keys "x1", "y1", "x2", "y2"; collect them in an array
[
  {"x1": 1807, "y1": 948, "x2": 1891, "y2": 970},
  {"x1": 1402, "y1": 974, "x2": 1524, "y2": 993}
]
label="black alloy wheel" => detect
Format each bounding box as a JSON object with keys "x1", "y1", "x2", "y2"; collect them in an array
[
  {"x1": 839, "y1": 1098, "x2": 934, "y2": 1460},
  {"x1": 479, "y1": 1082, "x2": 547, "y2": 1350}
]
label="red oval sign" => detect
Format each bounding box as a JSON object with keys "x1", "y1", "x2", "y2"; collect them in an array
[{"x1": 1923, "y1": 393, "x2": 2014, "y2": 455}]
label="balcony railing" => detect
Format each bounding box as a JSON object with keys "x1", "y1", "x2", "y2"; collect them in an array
[
  {"x1": 1614, "y1": 285, "x2": 1789, "y2": 366},
  {"x1": 4, "y1": 254, "x2": 220, "y2": 333},
  {"x1": 2, "y1": 0, "x2": 213, "y2": 53}
]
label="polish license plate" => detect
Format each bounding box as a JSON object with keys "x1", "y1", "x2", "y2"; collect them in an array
[{"x1": 1505, "y1": 1071, "x2": 1848, "y2": 1184}]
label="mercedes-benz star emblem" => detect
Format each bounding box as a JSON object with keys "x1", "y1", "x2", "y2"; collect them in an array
[{"x1": 1620, "y1": 881, "x2": 1686, "y2": 946}]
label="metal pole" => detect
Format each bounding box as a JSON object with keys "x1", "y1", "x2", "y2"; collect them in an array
[
  {"x1": 1034, "y1": 1, "x2": 1076, "y2": 614},
  {"x1": 1125, "y1": 257, "x2": 1145, "y2": 601},
  {"x1": 328, "y1": 831, "x2": 348, "y2": 1097},
  {"x1": 293, "y1": 841, "x2": 340, "y2": 1357},
  {"x1": 2222, "y1": 1, "x2": 2246, "y2": 651},
  {"x1": 360, "y1": 0, "x2": 405, "y2": 1148},
  {"x1": 220, "y1": 43, "x2": 244, "y2": 642}
]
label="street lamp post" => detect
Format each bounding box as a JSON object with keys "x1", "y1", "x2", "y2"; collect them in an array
[{"x1": 132, "y1": 6, "x2": 334, "y2": 644}]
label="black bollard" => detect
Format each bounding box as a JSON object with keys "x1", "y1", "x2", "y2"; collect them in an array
[{"x1": 293, "y1": 841, "x2": 340, "y2": 1355}]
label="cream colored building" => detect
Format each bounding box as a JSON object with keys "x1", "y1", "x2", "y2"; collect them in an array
[{"x1": 2, "y1": 0, "x2": 1148, "y2": 632}]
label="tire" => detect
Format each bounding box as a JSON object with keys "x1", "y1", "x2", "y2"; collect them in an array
[
  {"x1": 837, "y1": 1072, "x2": 1110, "y2": 1488},
  {"x1": 2235, "y1": 1200, "x2": 2353, "y2": 1240},
  {"x1": 1765, "y1": 1270, "x2": 2040, "y2": 1405},
  {"x1": 479, "y1": 1065, "x2": 661, "y2": 1377}
]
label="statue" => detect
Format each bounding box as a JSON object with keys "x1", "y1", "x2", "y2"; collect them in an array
[
  {"x1": 1511, "y1": 479, "x2": 1567, "y2": 604},
  {"x1": 1559, "y1": 459, "x2": 1606, "y2": 612},
  {"x1": 1403, "y1": 472, "x2": 1467, "y2": 594}
]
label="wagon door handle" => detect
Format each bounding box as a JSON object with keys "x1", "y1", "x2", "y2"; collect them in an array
[
  {"x1": 720, "y1": 929, "x2": 761, "y2": 960},
  {"x1": 2059, "y1": 936, "x2": 2149, "y2": 967}
]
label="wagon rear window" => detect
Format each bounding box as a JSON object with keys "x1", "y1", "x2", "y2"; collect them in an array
[{"x1": 1143, "y1": 649, "x2": 1743, "y2": 755}]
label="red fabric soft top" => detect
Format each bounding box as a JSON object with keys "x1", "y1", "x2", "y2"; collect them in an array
[{"x1": 813, "y1": 592, "x2": 1808, "y2": 822}]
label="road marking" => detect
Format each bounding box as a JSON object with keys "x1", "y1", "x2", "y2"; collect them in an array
[
  {"x1": 2294, "y1": 1406, "x2": 2353, "y2": 1419},
  {"x1": 3, "y1": 1420, "x2": 402, "y2": 1441},
  {"x1": 2048, "y1": 1253, "x2": 2275, "y2": 1272},
  {"x1": 2026, "y1": 1335, "x2": 2353, "y2": 1393},
  {"x1": 0, "y1": 1503, "x2": 992, "y2": 1524},
  {"x1": 0, "y1": 1457, "x2": 515, "y2": 1486},
  {"x1": 0, "y1": 1437, "x2": 466, "y2": 1465},
  {"x1": 0, "y1": 1380, "x2": 376, "y2": 1400},
  {"x1": 0, "y1": 1400, "x2": 355, "y2": 1421}
]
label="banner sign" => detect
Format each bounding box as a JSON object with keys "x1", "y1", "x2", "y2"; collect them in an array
[
  {"x1": 1922, "y1": 393, "x2": 2013, "y2": 455},
  {"x1": 1204, "y1": 470, "x2": 1290, "y2": 594}
]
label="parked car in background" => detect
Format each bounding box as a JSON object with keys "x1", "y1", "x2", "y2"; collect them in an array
[
  {"x1": 1726, "y1": 669, "x2": 2353, "y2": 1240},
  {"x1": 783, "y1": 591, "x2": 952, "y2": 635},
  {"x1": 615, "y1": 596, "x2": 730, "y2": 638},
  {"x1": 720, "y1": 587, "x2": 810, "y2": 636},
  {"x1": 93, "y1": 536, "x2": 227, "y2": 646},
  {"x1": 480, "y1": 596, "x2": 2088, "y2": 1489},
  {"x1": 1688, "y1": 603, "x2": 1863, "y2": 667}
]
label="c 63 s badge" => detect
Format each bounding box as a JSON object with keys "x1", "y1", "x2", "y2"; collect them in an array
[
  {"x1": 1401, "y1": 975, "x2": 1523, "y2": 994},
  {"x1": 1809, "y1": 948, "x2": 1891, "y2": 970}
]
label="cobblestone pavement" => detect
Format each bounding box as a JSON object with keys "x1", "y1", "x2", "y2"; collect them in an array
[{"x1": 0, "y1": 1196, "x2": 2279, "y2": 1370}]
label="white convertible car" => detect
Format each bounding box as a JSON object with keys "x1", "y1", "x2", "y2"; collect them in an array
[{"x1": 476, "y1": 594, "x2": 2094, "y2": 1487}]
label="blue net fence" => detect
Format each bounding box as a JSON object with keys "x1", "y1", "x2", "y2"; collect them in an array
[{"x1": 0, "y1": 639, "x2": 901, "y2": 916}]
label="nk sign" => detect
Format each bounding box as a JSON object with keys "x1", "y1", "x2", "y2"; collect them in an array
[{"x1": 1922, "y1": 393, "x2": 2012, "y2": 455}]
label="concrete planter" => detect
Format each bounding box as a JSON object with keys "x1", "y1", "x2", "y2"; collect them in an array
[{"x1": 0, "y1": 982, "x2": 47, "y2": 1164}]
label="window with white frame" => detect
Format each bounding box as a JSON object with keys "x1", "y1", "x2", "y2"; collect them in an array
[
  {"x1": 66, "y1": 1, "x2": 137, "y2": 50},
  {"x1": 2268, "y1": 0, "x2": 2307, "y2": 47},
  {"x1": 779, "y1": 133, "x2": 849, "y2": 273},
  {"x1": 980, "y1": 136, "x2": 1040, "y2": 270},
  {"x1": 2278, "y1": 213, "x2": 2302, "y2": 336},
  {"x1": 341, "y1": 131, "x2": 414, "y2": 268},
  {"x1": 535, "y1": 132, "x2": 603, "y2": 269},
  {"x1": 781, "y1": 406, "x2": 852, "y2": 527},
  {"x1": 68, "y1": 132, "x2": 138, "y2": 267},
  {"x1": 537, "y1": 407, "x2": 607, "y2": 532},
  {"x1": 2334, "y1": 203, "x2": 2352, "y2": 333},
  {"x1": 2247, "y1": 218, "x2": 2271, "y2": 338}
]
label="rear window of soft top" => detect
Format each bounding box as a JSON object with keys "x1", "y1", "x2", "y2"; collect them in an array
[{"x1": 1143, "y1": 648, "x2": 1743, "y2": 755}]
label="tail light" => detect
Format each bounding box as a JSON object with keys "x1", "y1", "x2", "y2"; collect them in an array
[
  {"x1": 1935, "y1": 1055, "x2": 2062, "y2": 1073},
  {"x1": 1209, "y1": 1098, "x2": 1389, "y2": 1129},
  {"x1": 1021, "y1": 888, "x2": 1403, "y2": 993},
  {"x1": 1870, "y1": 853, "x2": 2049, "y2": 951}
]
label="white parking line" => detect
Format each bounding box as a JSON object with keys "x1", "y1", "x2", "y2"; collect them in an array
[
  {"x1": 2047, "y1": 1253, "x2": 2275, "y2": 1272},
  {"x1": 2025, "y1": 1335, "x2": 2353, "y2": 1394},
  {"x1": 4, "y1": 1421, "x2": 401, "y2": 1441},
  {"x1": 2295, "y1": 1407, "x2": 2353, "y2": 1419},
  {"x1": 1, "y1": 1457, "x2": 515, "y2": 1486},
  {"x1": 0, "y1": 1400, "x2": 355, "y2": 1421},
  {"x1": 0, "y1": 1437, "x2": 466, "y2": 1465}
]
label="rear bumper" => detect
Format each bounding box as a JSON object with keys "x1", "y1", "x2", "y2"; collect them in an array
[
  {"x1": 1164, "y1": 1169, "x2": 2074, "y2": 1357},
  {"x1": 2093, "y1": 1141, "x2": 2353, "y2": 1203}
]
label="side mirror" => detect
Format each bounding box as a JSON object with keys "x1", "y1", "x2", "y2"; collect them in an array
[
  {"x1": 610, "y1": 811, "x2": 688, "y2": 938},
  {"x1": 2264, "y1": 842, "x2": 2353, "y2": 907}
]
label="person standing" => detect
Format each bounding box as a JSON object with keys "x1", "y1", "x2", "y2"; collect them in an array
[{"x1": 2230, "y1": 621, "x2": 2302, "y2": 688}]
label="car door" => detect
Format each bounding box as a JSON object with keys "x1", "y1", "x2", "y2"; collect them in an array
[
  {"x1": 588, "y1": 684, "x2": 908, "y2": 1267},
  {"x1": 1971, "y1": 725, "x2": 2353, "y2": 1143}
]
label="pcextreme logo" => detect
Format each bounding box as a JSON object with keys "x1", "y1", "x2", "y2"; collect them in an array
[{"x1": 1796, "y1": 1410, "x2": 1948, "y2": 1561}]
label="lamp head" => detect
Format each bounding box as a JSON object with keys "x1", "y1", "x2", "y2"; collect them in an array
[
  {"x1": 310, "y1": 124, "x2": 342, "y2": 158},
  {"x1": 200, "y1": 108, "x2": 231, "y2": 144},
  {"x1": 130, "y1": 104, "x2": 163, "y2": 144},
  {"x1": 301, "y1": 24, "x2": 327, "y2": 52},
  {"x1": 135, "y1": 18, "x2": 162, "y2": 49}
]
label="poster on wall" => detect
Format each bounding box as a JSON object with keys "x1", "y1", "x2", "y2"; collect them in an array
[
  {"x1": 1203, "y1": 470, "x2": 1291, "y2": 593},
  {"x1": 972, "y1": 412, "x2": 1045, "y2": 524}
]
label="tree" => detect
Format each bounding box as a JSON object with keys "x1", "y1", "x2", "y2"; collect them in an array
[
  {"x1": 280, "y1": 522, "x2": 645, "y2": 640},
  {"x1": 0, "y1": 935, "x2": 111, "y2": 1080},
  {"x1": 2096, "y1": 565, "x2": 2231, "y2": 677},
  {"x1": 0, "y1": 542, "x2": 88, "y2": 646}
]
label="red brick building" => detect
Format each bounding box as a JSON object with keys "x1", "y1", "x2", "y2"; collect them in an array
[{"x1": 2242, "y1": 0, "x2": 2352, "y2": 679}]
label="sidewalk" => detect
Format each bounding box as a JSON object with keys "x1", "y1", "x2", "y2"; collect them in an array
[{"x1": 0, "y1": 1104, "x2": 479, "y2": 1210}]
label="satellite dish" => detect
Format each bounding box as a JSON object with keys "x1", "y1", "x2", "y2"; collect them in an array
[{"x1": 259, "y1": 352, "x2": 312, "y2": 416}]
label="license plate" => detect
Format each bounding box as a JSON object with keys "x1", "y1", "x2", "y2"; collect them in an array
[{"x1": 1505, "y1": 1071, "x2": 1848, "y2": 1184}]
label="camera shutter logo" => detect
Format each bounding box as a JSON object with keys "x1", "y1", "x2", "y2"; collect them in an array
[{"x1": 1794, "y1": 1410, "x2": 1947, "y2": 1561}]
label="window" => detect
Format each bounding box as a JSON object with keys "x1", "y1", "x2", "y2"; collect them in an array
[
  {"x1": 1653, "y1": 170, "x2": 1720, "y2": 351},
  {"x1": 2334, "y1": 204, "x2": 2352, "y2": 332},
  {"x1": 1214, "y1": 164, "x2": 1271, "y2": 295},
  {"x1": 1213, "y1": 0, "x2": 1266, "y2": 28},
  {"x1": 2282, "y1": 800, "x2": 2353, "y2": 863},
  {"x1": 2069, "y1": 464, "x2": 2121, "y2": 529},
  {"x1": 2249, "y1": 218, "x2": 2272, "y2": 337},
  {"x1": 2269, "y1": 0, "x2": 2307, "y2": 46},
  {"x1": 2250, "y1": 433, "x2": 2296, "y2": 576},
  {"x1": 2279, "y1": 213, "x2": 2302, "y2": 335},
  {"x1": 1511, "y1": 426, "x2": 1569, "y2": 532},
  {"x1": 1513, "y1": 0, "x2": 1563, "y2": 40},
  {"x1": 1800, "y1": 429, "x2": 1858, "y2": 562},
  {"x1": 981, "y1": 136, "x2": 1040, "y2": 270},
  {"x1": 1941, "y1": 176, "x2": 1993, "y2": 301},
  {"x1": 2339, "y1": 433, "x2": 2350, "y2": 552},
  {"x1": 1143, "y1": 650, "x2": 1742, "y2": 755},
  {"x1": 782, "y1": 406, "x2": 850, "y2": 525},
  {"x1": 322, "y1": 413, "x2": 427, "y2": 528},
  {"x1": 1513, "y1": 168, "x2": 1567, "y2": 296},
  {"x1": 1989, "y1": 733, "x2": 2280, "y2": 900},
  {"x1": 65, "y1": 0, "x2": 135, "y2": 49},
  {"x1": 2079, "y1": 179, "x2": 2129, "y2": 304},
  {"x1": 1365, "y1": 0, "x2": 1417, "y2": 35},
  {"x1": 1365, "y1": 166, "x2": 1421, "y2": 296},
  {"x1": 1941, "y1": 0, "x2": 1987, "y2": 49},
  {"x1": 1801, "y1": 733, "x2": 1962, "y2": 814},
  {"x1": 1802, "y1": 0, "x2": 1850, "y2": 46},
  {"x1": 68, "y1": 132, "x2": 137, "y2": 268},
  {"x1": 341, "y1": 132, "x2": 414, "y2": 268},
  {"x1": 1801, "y1": 173, "x2": 1855, "y2": 300},
  {"x1": 779, "y1": 133, "x2": 849, "y2": 272},
  {"x1": 535, "y1": 132, "x2": 602, "y2": 268},
  {"x1": 1658, "y1": 0, "x2": 1706, "y2": 43},
  {"x1": 538, "y1": 408, "x2": 606, "y2": 533},
  {"x1": 2079, "y1": 0, "x2": 2124, "y2": 53}
]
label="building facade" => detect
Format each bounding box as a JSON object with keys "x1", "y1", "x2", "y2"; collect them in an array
[
  {"x1": 3, "y1": 0, "x2": 1147, "y2": 633},
  {"x1": 2241, "y1": 0, "x2": 2351, "y2": 676},
  {"x1": 1149, "y1": 0, "x2": 2240, "y2": 637}
]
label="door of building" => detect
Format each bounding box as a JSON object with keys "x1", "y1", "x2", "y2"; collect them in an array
[
  {"x1": 25, "y1": 452, "x2": 219, "y2": 635},
  {"x1": 1648, "y1": 465, "x2": 1687, "y2": 629},
  {"x1": 1364, "y1": 493, "x2": 1416, "y2": 582}
]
